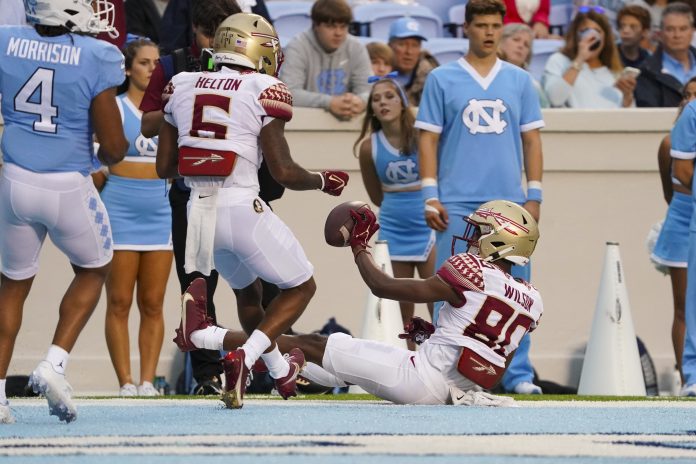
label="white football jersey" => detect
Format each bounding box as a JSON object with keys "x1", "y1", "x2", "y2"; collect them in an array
[
  {"x1": 429, "y1": 253, "x2": 543, "y2": 368},
  {"x1": 162, "y1": 66, "x2": 293, "y2": 190}
]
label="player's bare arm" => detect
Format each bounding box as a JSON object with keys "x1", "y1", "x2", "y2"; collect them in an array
[
  {"x1": 141, "y1": 110, "x2": 164, "y2": 139},
  {"x1": 348, "y1": 206, "x2": 461, "y2": 305},
  {"x1": 419, "y1": 130, "x2": 449, "y2": 231},
  {"x1": 259, "y1": 119, "x2": 322, "y2": 190},
  {"x1": 674, "y1": 158, "x2": 694, "y2": 189},
  {"x1": 91, "y1": 88, "x2": 128, "y2": 166},
  {"x1": 522, "y1": 129, "x2": 543, "y2": 222},
  {"x1": 155, "y1": 121, "x2": 179, "y2": 179},
  {"x1": 260, "y1": 119, "x2": 349, "y2": 195},
  {"x1": 355, "y1": 251, "x2": 461, "y2": 305}
]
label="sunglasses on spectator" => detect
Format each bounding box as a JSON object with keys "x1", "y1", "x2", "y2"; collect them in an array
[{"x1": 577, "y1": 5, "x2": 605, "y2": 14}]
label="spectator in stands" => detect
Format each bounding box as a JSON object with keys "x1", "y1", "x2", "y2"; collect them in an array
[
  {"x1": 498, "y1": 23, "x2": 550, "y2": 107},
  {"x1": 140, "y1": 0, "x2": 242, "y2": 395},
  {"x1": 650, "y1": 76, "x2": 696, "y2": 389},
  {"x1": 366, "y1": 42, "x2": 395, "y2": 77},
  {"x1": 125, "y1": 0, "x2": 168, "y2": 44},
  {"x1": 280, "y1": 0, "x2": 371, "y2": 120},
  {"x1": 617, "y1": 5, "x2": 652, "y2": 67},
  {"x1": 95, "y1": 38, "x2": 173, "y2": 397},
  {"x1": 158, "y1": 0, "x2": 271, "y2": 53},
  {"x1": 388, "y1": 17, "x2": 440, "y2": 107},
  {"x1": 542, "y1": 6, "x2": 637, "y2": 108},
  {"x1": 636, "y1": 2, "x2": 696, "y2": 107},
  {"x1": 353, "y1": 76, "x2": 435, "y2": 349},
  {"x1": 415, "y1": 0, "x2": 545, "y2": 395},
  {"x1": 503, "y1": 0, "x2": 551, "y2": 38},
  {"x1": 669, "y1": 87, "x2": 696, "y2": 398}
]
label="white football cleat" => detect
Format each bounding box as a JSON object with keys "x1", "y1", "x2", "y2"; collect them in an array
[
  {"x1": 0, "y1": 403, "x2": 15, "y2": 424},
  {"x1": 29, "y1": 360, "x2": 77, "y2": 423}
]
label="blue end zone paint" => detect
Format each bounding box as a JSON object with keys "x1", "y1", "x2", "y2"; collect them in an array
[
  {"x1": 2, "y1": 400, "x2": 696, "y2": 463},
  {"x1": 2, "y1": 402, "x2": 696, "y2": 437}
]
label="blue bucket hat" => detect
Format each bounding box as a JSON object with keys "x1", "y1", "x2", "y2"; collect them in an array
[{"x1": 388, "y1": 17, "x2": 428, "y2": 42}]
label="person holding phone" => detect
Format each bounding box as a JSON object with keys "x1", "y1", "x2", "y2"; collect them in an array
[{"x1": 541, "y1": 6, "x2": 636, "y2": 108}]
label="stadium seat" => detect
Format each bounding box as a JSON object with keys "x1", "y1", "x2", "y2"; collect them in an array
[
  {"x1": 529, "y1": 38, "x2": 564, "y2": 80},
  {"x1": 352, "y1": 3, "x2": 443, "y2": 39},
  {"x1": 423, "y1": 0, "x2": 462, "y2": 36},
  {"x1": 423, "y1": 37, "x2": 468, "y2": 64},
  {"x1": 266, "y1": 1, "x2": 313, "y2": 41},
  {"x1": 447, "y1": 3, "x2": 467, "y2": 37},
  {"x1": 549, "y1": 3, "x2": 573, "y2": 35}
]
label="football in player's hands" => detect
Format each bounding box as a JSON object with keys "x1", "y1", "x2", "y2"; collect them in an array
[{"x1": 324, "y1": 200, "x2": 371, "y2": 247}]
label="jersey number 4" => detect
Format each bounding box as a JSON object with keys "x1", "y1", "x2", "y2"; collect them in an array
[{"x1": 14, "y1": 68, "x2": 58, "y2": 134}]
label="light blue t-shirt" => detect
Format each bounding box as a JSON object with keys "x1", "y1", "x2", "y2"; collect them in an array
[
  {"x1": 0, "y1": 25, "x2": 125, "y2": 174},
  {"x1": 415, "y1": 58, "x2": 544, "y2": 205}
]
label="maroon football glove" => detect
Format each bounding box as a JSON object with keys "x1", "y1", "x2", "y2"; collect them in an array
[
  {"x1": 320, "y1": 170, "x2": 349, "y2": 196},
  {"x1": 348, "y1": 208, "x2": 379, "y2": 249},
  {"x1": 398, "y1": 316, "x2": 435, "y2": 345}
]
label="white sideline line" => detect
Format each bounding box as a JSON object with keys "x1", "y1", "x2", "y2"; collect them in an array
[
  {"x1": 8, "y1": 398, "x2": 696, "y2": 408},
  {"x1": 0, "y1": 434, "x2": 695, "y2": 458}
]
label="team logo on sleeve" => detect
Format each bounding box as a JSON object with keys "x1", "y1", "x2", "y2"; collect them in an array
[
  {"x1": 462, "y1": 99, "x2": 508, "y2": 135},
  {"x1": 253, "y1": 199, "x2": 264, "y2": 213}
]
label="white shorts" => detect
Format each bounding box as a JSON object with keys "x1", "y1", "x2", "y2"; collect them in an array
[
  {"x1": 322, "y1": 333, "x2": 462, "y2": 405},
  {"x1": 212, "y1": 188, "x2": 313, "y2": 289},
  {"x1": 0, "y1": 163, "x2": 113, "y2": 280}
]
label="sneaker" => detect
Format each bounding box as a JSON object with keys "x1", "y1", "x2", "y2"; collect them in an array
[
  {"x1": 0, "y1": 403, "x2": 15, "y2": 424},
  {"x1": 173, "y1": 277, "x2": 213, "y2": 352},
  {"x1": 193, "y1": 376, "x2": 223, "y2": 395},
  {"x1": 221, "y1": 349, "x2": 250, "y2": 409},
  {"x1": 119, "y1": 383, "x2": 137, "y2": 397},
  {"x1": 512, "y1": 381, "x2": 542, "y2": 395},
  {"x1": 274, "y1": 348, "x2": 306, "y2": 400},
  {"x1": 680, "y1": 383, "x2": 696, "y2": 397},
  {"x1": 137, "y1": 382, "x2": 160, "y2": 396},
  {"x1": 29, "y1": 360, "x2": 77, "y2": 423}
]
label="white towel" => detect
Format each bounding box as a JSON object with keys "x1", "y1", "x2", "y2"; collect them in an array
[{"x1": 184, "y1": 187, "x2": 219, "y2": 276}]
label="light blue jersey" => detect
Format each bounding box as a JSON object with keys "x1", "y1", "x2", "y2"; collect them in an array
[
  {"x1": 116, "y1": 94, "x2": 157, "y2": 162},
  {"x1": 0, "y1": 25, "x2": 124, "y2": 175},
  {"x1": 415, "y1": 58, "x2": 544, "y2": 205}
]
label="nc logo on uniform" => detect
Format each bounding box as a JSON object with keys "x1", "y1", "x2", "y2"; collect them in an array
[
  {"x1": 385, "y1": 158, "x2": 418, "y2": 184},
  {"x1": 135, "y1": 134, "x2": 158, "y2": 157},
  {"x1": 462, "y1": 99, "x2": 508, "y2": 135}
]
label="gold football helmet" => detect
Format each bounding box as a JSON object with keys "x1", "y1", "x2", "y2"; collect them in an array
[
  {"x1": 452, "y1": 200, "x2": 539, "y2": 265},
  {"x1": 213, "y1": 13, "x2": 284, "y2": 77}
]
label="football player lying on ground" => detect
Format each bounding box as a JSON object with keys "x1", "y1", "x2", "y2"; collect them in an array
[{"x1": 175, "y1": 200, "x2": 543, "y2": 405}]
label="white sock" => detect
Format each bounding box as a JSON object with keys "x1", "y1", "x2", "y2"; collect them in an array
[
  {"x1": 241, "y1": 330, "x2": 271, "y2": 370},
  {"x1": 260, "y1": 345, "x2": 290, "y2": 379},
  {"x1": 302, "y1": 362, "x2": 347, "y2": 388},
  {"x1": 0, "y1": 379, "x2": 6, "y2": 405},
  {"x1": 190, "y1": 326, "x2": 227, "y2": 351},
  {"x1": 45, "y1": 345, "x2": 69, "y2": 375}
]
